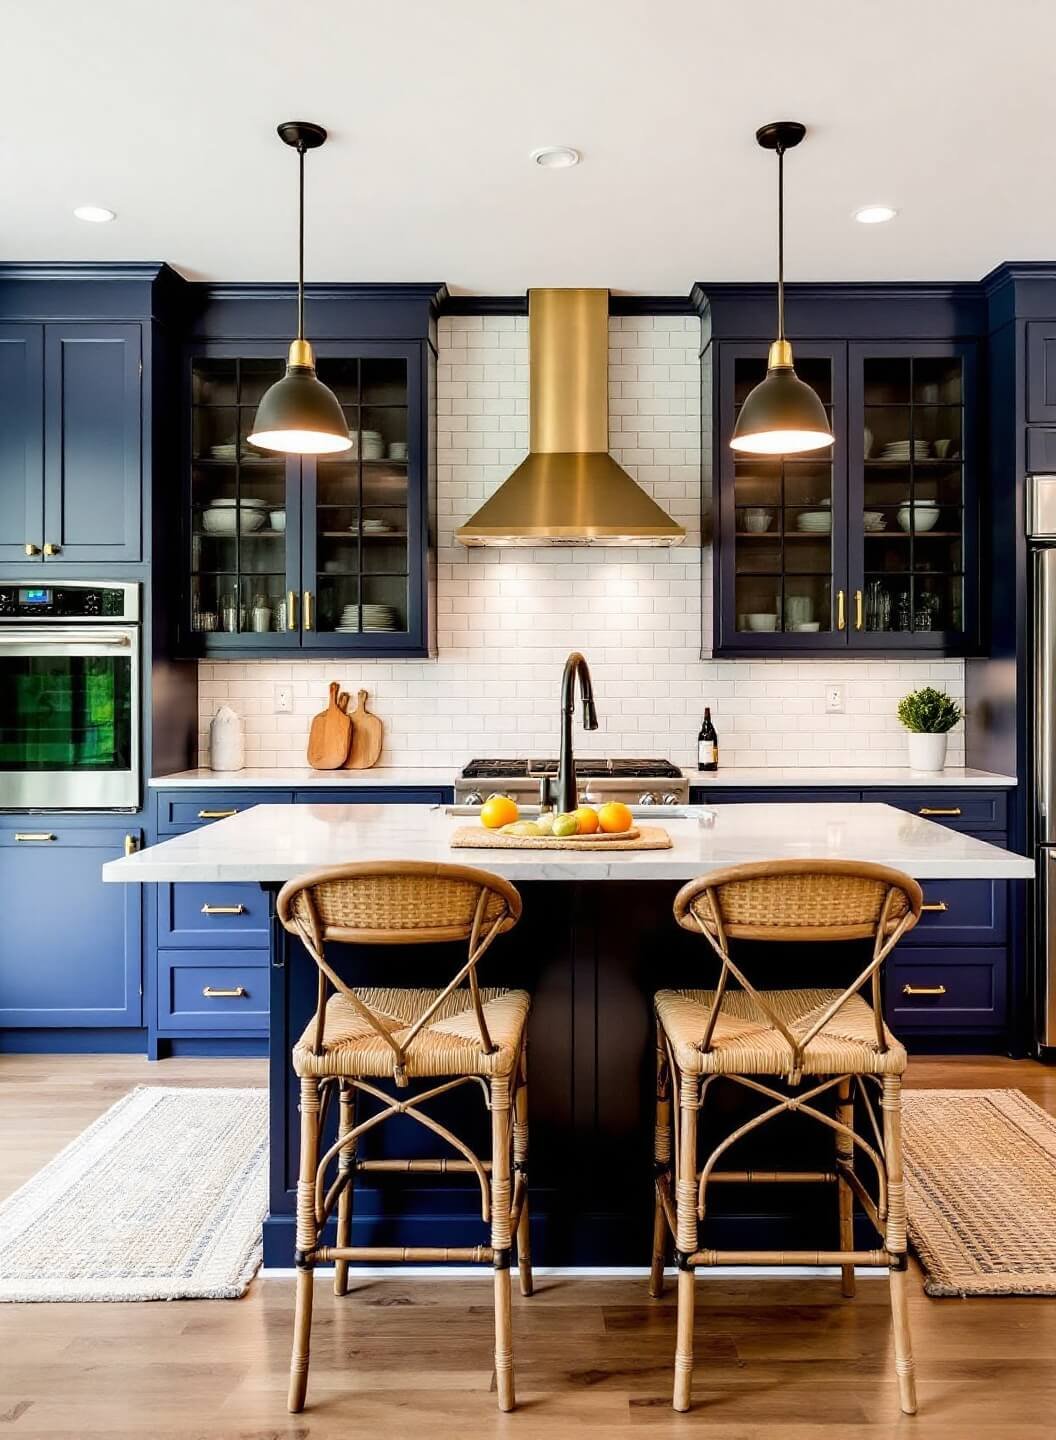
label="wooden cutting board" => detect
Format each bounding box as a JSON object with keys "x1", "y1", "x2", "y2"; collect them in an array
[
  {"x1": 307, "y1": 681, "x2": 353, "y2": 769},
  {"x1": 450, "y1": 824, "x2": 672, "y2": 852},
  {"x1": 343, "y1": 689, "x2": 383, "y2": 769}
]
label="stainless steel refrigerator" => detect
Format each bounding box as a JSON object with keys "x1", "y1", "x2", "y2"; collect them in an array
[{"x1": 1029, "y1": 475, "x2": 1056, "y2": 1047}]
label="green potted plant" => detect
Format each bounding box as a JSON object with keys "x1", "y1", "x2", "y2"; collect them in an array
[{"x1": 896, "y1": 686, "x2": 963, "y2": 773}]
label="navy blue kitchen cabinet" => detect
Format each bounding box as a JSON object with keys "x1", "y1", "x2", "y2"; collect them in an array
[
  {"x1": 0, "y1": 320, "x2": 142, "y2": 565},
  {"x1": 689, "y1": 784, "x2": 1016, "y2": 1049},
  {"x1": 148, "y1": 784, "x2": 451, "y2": 1057},
  {"x1": 0, "y1": 824, "x2": 142, "y2": 1029},
  {"x1": 700, "y1": 283, "x2": 985, "y2": 658},
  {"x1": 0, "y1": 325, "x2": 44, "y2": 563}
]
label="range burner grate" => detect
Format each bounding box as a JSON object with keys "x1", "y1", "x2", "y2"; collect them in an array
[{"x1": 461, "y1": 757, "x2": 682, "y2": 781}]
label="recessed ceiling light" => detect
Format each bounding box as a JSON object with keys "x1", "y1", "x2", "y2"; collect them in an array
[
  {"x1": 530, "y1": 146, "x2": 580, "y2": 169},
  {"x1": 853, "y1": 205, "x2": 897, "y2": 225},
  {"x1": 73, "y1": 205, "x2": 116, "y2": 224}
]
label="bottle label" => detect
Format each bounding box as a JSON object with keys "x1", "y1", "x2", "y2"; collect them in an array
[{"x1": 698, "y1": 741, "x2": 717, "y2": 767}]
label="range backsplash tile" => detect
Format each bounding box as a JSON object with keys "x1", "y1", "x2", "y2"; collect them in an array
[{"x1": 196, "y1": 314, "x2": 965, "y2": 770}]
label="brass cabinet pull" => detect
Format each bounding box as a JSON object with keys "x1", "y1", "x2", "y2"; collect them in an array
[
  {"x1": 902, "y1": 984, "x2": 947, "y2": 997},
  {"x1": 854, "y1": 588, "x2": 863, "y2": 630},
  {"x1": 124, "y1": 834, "x2": 139, "y2": 857},
  {"x1": 287, "y1": 588, "x2": 298, "y2": 631},
  {"x1": 920, "y1": 900, "x2": 949, "y2": 913},
  {"x1": 197, "y1": 808, "x2": 237, "y2": 820},
  {"x1": 15, "y1": 831, "x2": 56, "y2": 842},
  {"x1": 42, "y1": 542, "x2": 59, "y2": 557},
  {"x1": 201, "y1": 903, "x2": 246, "y2": 916},
  {"x1": 202, "y1": 985, "x2": 247, "y2": 999},
  {"x1": 836, "y1": 590, "x2": 846, "y2": 631},
  {"x1": 303, "y1": 589, "x2": 314, "y2": 630},
  {"x1": 24, "y1": 542, "x2": 40, "y2": 557},
  {"x1": 918, "y1": 807, "x2": 962, "y2": 817}
]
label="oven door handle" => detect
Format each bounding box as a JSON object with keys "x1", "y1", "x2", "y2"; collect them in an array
[{"x1": 0, "y1": 629, "x2": 134, "y2": 648}]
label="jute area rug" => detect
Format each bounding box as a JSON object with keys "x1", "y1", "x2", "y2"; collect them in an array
[
  {"x1": 902, "y1": 1088, "x2": 1056, "y2": 1297},
  {"x1": 0, "y1": 1086, "x2": 267, "y2": 1302}
]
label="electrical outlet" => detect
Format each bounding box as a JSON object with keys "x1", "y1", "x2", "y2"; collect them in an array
[
  {"x1": 275, "y1": 685, "x2": 293, "y2": 714},
  {"x1": 826, "y1": 685, "x2": 844, "y2": 714}
]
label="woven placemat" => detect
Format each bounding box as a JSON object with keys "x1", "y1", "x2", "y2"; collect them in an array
[
  {"x1": 450, "y1": 824, "x2": 672, "y2": 852},
  {"x1": 902, "y1": 1088, "x2": 1056, "y2": 1296}
]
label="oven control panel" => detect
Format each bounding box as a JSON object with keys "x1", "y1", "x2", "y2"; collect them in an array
[{"x1": 0, "y1": 581, "x2": 139, "y2": 621}]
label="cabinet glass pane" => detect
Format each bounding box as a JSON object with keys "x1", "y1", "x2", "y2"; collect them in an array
[
  {"x1": 732, "y1": 357, "x2": 834, "y2": 634},
  {"x1": 860, "y1": 356, "x2": 965, "y2": 636},
  {"x1": 189, "y1": 357, "x2": 291, "y2": 634},
  {"x1": 310, "y1": 358, "x2": 410, "y2": 635}
]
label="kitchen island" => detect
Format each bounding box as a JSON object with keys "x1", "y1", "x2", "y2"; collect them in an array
[{"x1": 105, "y1": 802, "x2": 1032, "y2": 1264}]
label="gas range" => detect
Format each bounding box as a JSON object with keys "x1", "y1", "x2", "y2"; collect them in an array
[{"x1": 455, "y1": 757, "x2": 688, "y2": 809}]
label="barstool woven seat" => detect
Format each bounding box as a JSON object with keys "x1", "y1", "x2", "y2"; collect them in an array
[
  {"x1": 293, "y1": 985, "x2": 531, "y2": 1079},
  {"x1": 649, "y1": 859, "x2": 923, "y2": 1417},
  {"x1": 276, "y1": 860, "x2": 532, "y2": 1417},
  {"x1": 654, "y1": 987, "x2": 907, "y2": 1077}
]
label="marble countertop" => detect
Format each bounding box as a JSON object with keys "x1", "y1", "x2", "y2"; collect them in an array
[
  {"x1": 685, "y1": 767, "x2": 1017, "y2": 788},
  {"x1": 150, "y1": 765, "x2": 1017, "y2": 790},
  {"x1": 104, "y1": 801, "x2": 1033, "y2": 884},
  {"x1": 148, "y1": 767, "x2": 458, "y2": 789}
]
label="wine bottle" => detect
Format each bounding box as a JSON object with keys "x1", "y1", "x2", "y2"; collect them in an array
[{"x1": 697, "y1": 707, "x2": 718, "y2": 771}]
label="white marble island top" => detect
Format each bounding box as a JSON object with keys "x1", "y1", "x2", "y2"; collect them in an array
[{"x1": 104, "y1": 802, "x2": 1033, "y2": 884}]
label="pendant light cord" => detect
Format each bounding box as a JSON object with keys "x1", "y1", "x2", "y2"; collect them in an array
[
  {"x1": 776, "y1": 141, "x2": 785, "y2": 343},
  {"x1": 297, "y1": 141, "x2": 306, "y2": 344}
]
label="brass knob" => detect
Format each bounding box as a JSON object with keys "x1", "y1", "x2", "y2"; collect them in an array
[
  {"x1": 43, "y1": 542, "x2": 59, "y2": 557},
  {"x1": 24, "y1": 542, "x2": 40, "y2": 557}
]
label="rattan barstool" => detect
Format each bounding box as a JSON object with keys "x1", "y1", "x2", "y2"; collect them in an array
[
  {"x1": 649, "y1": 859, "x2": 923, "y2": 1414},
  {"x1": 276, "y1": 859, "x2": 532, "y2": 1414}
]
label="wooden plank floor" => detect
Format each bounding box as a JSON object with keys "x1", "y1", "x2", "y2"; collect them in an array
[{"x1": 1, "y1": 1052, "x2": 1055, "y2": 1438}]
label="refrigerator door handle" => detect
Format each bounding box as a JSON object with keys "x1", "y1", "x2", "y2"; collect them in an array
[
  {"x1": 1035, "y1": 548, "x2": 1056, "y2": 841},
  {"x1": 1039, "y1": 850, "x2": 1056, "y2": 1048}
]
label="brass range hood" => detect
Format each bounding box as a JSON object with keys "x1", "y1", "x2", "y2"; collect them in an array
[{"x1": 455, "y1": 289, "x2": 686, "y2": 547}]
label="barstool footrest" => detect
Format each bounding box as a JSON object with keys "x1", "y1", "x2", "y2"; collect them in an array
[
  {"x1": 355, "y1": 1158, "x2": 492, "y2": 1174},
  {"x1": 315, "y1": 1244, "x2": 494, "y2": 1264},
  {"x1": 707, "y1": 1169, "x2": 836, "y2": 1184},
  {"x1": 688, "y1": 1248, "x2": 892, "y2": 1267}
]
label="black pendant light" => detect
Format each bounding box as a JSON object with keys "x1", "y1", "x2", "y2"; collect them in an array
[
  {"x1": 248, "y1": 122, "x2": 351, "y2": 455},
  {"x1": 730, "y1": 122, "x2": 834, "y2": 456}
]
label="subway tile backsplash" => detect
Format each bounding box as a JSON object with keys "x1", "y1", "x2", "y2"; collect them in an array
[{"x1": 196, "y1": 314, "x2": 965, "y2": 771}]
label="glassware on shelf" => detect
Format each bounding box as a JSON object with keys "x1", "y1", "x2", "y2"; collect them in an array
[
  {"x1": 865, "y1": 579, "x2": 891, "y2": 632},
  {"x1": 914, "y1": 592, "x2": 941, "y2": 632},
  {"x1": 251, "y1": 594, "x2": 273, "y2": 633},
  {"x1": 894, "y1": 590, "x2": 912, "y2": 632}
]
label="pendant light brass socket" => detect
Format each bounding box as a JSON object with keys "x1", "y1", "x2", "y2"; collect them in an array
[
  {"x1": 288, "y1": 338, "x2": 314, "y2": 369},
  {"x1": 768, "y1": 338, "x2": 793, "y2": 370}
]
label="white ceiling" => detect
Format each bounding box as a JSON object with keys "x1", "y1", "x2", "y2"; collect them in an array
[{"x1": 3, "y1": 0, "x2": 1054, "y2": 294}]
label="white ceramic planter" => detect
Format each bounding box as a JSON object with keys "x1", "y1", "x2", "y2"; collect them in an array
[{"x1": 906, "y1": 731, "x2": 948, "y2": 774}]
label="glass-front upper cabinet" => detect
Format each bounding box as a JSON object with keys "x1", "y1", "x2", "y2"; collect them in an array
[
  {"x1": 716, "y1": 343, "x2": 848, "y2": 652},
  {"x1": 848, "y1": 342, "x2": 976, "y2": 651},
  {"x1": 300, "y1": 354, "x2": 415, "y2": 647},
  {"x1": 188, "y1": 352, "x2": 299, "y2": 649},
  {"x1": 184, "y1": 342, "x2": 429, "y2": 656}
]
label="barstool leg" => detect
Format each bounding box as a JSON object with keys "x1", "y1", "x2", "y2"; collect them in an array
[
  {"x1": 490, "y1": 1076, "x2": 516, "y2": 1412},
  {"x1": 334, "y1": 1081, "x2": 356, "y2": 1297},
  {"x1": 288, "y1": 1075, "x2": 321, "y2": 1413},
  {"x1": 835, "y1": 1075, "x2": 856, "y2": 1298},
  {"x1": 513, "y1": 1050, "x2": 533, "y2": 1298},
  {"x1": 882, "y1": 1075, "x2": 917, "y2": 1415},
  {"x1": 672, "y1": 1072, "x2": 700, "y2": 1412},
  {"x1": 649, "y1": 1025, "x2": 672, "y2": 1299}
]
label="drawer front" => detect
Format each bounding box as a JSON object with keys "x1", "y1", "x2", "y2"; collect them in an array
[
  {"x1": 158, "y1": 882, "x2": 270, "y2": 949},
  {"x1": 291, "y1": 787, "x2": 448, "y2": 805},
  {"x1": 156, "y1": 790, "x2": 291, "y2": 835},
  {"x1": 886, "y1": 948, "x2": 1007, "y2": 1030},
  {"x1": 158, "y1": 952, "x2": 269, "y2": 1033},
  {"x1": 691, "y1": 788, "x2": 860, "y2": 805},
  {"x1": 900, "y1": 879, "x2": 1007, "y2": 947},
  {"x1": 873, "y1": 789, "x2": 1007, "y2": 833}
]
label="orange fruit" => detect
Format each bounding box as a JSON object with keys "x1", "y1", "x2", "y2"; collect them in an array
[
  {"x1": 598, "y1": 801, "x2": 633, "y2": 834},
  {"x1": 481, "y1": 794, "x2": 519, "y2": 830},
  {"x1": 574, "y1": 805, "x2": 600, "y2": 835}
]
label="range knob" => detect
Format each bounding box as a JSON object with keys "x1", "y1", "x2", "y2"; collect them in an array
[
  {"x1": 638, "y1": 791, "x2": 658, "y2": 806},
  {"x1": 661, "y1": 792, "x2": 681, "y2": 806},
  {"x1": 464, "y1": 791, "x2": 483, "y2": 806}
]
